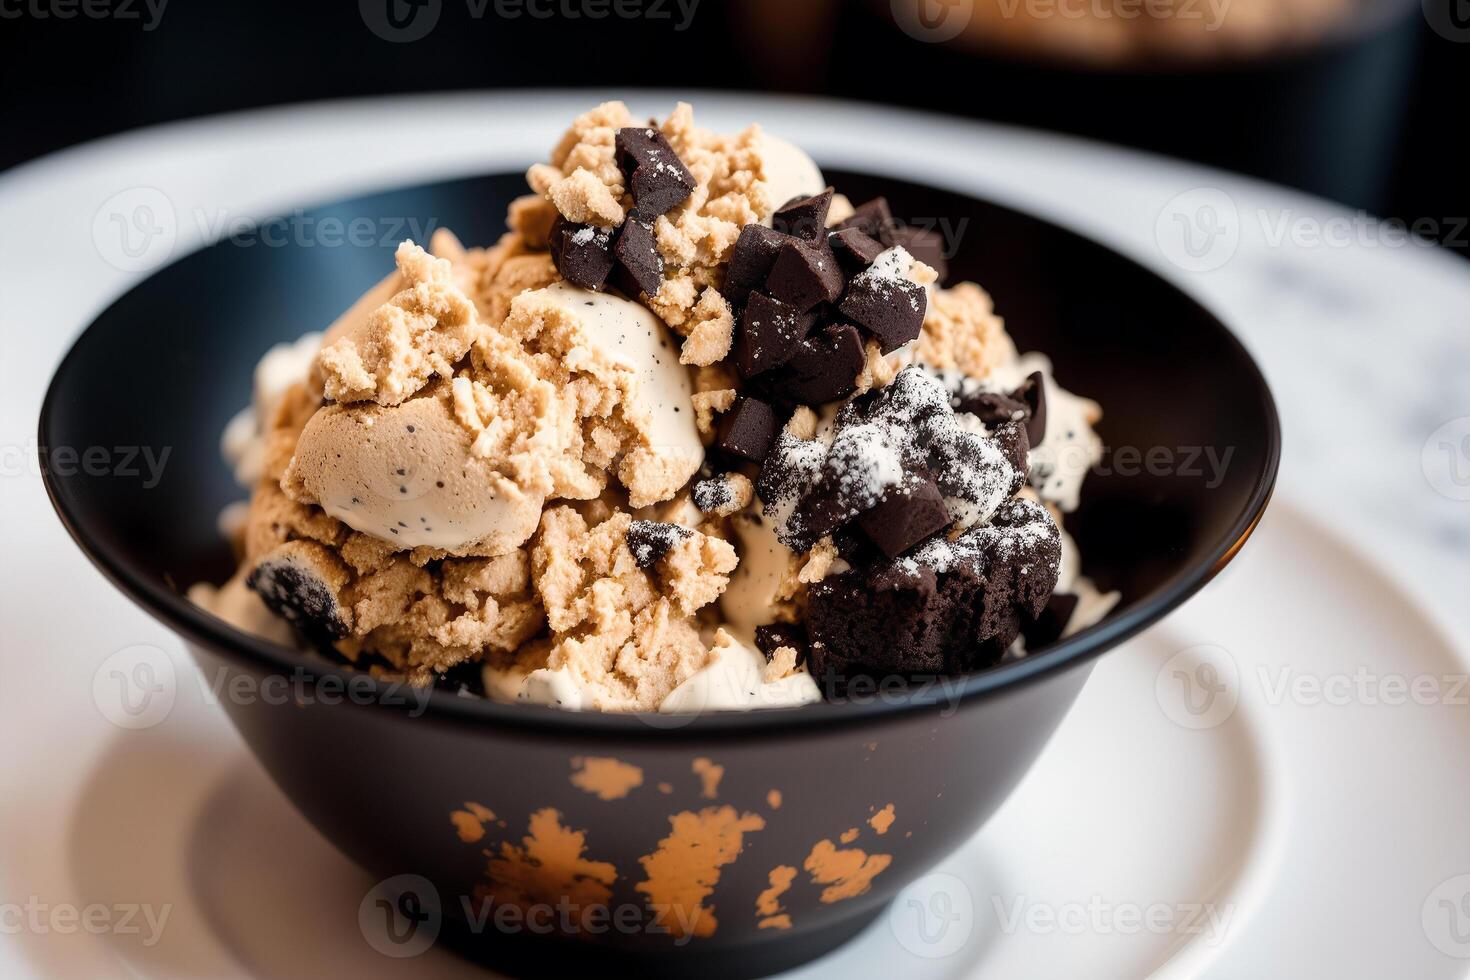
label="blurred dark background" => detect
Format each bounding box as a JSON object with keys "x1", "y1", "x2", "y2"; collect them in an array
[{"x1": 1, "y1": 0, "x2": 1465, "y2": 253}]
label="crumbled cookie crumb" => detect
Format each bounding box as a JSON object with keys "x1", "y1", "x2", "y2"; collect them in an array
[{"x1": 315, "y1": 241, "x2": 481, "y2": 407}]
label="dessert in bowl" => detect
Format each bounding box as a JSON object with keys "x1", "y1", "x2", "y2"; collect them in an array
[{"x1": 41, "y1": 102, "x2": 1278, "y2": 976}]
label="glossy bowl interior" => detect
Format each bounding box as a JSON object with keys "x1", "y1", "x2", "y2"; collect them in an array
[{"x1": 41, "y1": 169, "x2": 1279, "y2": 976}]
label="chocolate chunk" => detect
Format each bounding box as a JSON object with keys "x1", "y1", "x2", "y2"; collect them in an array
[
  {"x1": 766, "y1": 239, "x2": 846, "y2": 312},
  {"x1": 549, "y1": 217, "x2": 615, "y2": 291},
  {"x1": 888, "y1": 225, "x2": 949, "y2": 282},
  {"x1": 1018, "y1": 371, "x2": 1047, "y2": 448},
  {"x1": 1022, "y1": 592, "x2": 1080, "y2": 649},
  {"x1": 725, "y1": 225, "x2": 791, "y2": 305},
  {"x1": 625, "y1": 520, "x2": 692, "y2": 569},
  {"x1": 837, "y1": 197, "x2": 896, "y2": 244},
  {"x1": 857, "y1": 476, "x2": 953, "y2": 558},
  {"x1": 754, "y1": 623, "x2": 808, "y2": 665},
  {"x1": 992, "y1": 419, "x2": 1031, "y2": 477},
  {"x1": 246, "y1": 546, "x2": 351, "y2": 640},
  {"x1": 839, "y1": 267, "x2": 928, "y2": 353},
  {"x1": 734, "y1": 291, "x2": 815, "y2": 378},
  {"x1": 615, "y1": 127, "x2": 696, "y2": 217},
  {"x1": 828, "y1": 227, "x2": 885, "y2": 270},
  {"x1": 715, "y1": 396, "x2": 779, "y2": 461},
  {"x1": 925, "y1": 419, "x2": 1028, "y2": 525},
  {"x1": 611, "y1": 216, "x2": 663, "y2": 297},
  {"x1": 806, "y1": 498, "x2": 1061, "y2": 684},
  {"x1": 955, "y1": 389, "x2": 1029, "y2": 428},
  {"x1": 785, "y1": 322, "x2": 865, "y2": 405},
  {"x1": 615, "y1": 129, "x2": 695, "y2": 217},
  {"x1": 773, "y1": 188, "x2": 834, "y2": 242},
  {"x1": 692, "y1": 475, "x2": 734, "y2": 513}
]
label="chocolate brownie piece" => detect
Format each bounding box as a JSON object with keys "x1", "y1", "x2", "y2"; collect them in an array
[
  {"x1": 725, "y1": 224, "x2": 792, "y2": 305},
  {"x1": 772, "y1": 188, "x2": 834, "y2": 242},
  {"x1": 837, "y1": 197, "x2": 897, "y2": 244},
  {"x1": 612, "y1": 215, "x2": 663, "y2": 297},
  {"x1": 839, "y1": 260, "x2": 928, "y2": 353},
  {"x1": 1021, "y1": 592, "x2": 1080, "y2": 649},
  {"x1": 614, "y1": 127, "x2": 696, "y2": 217},
  {"x1": 856, "y1": 474, "x2": 953, "y2": 558},
  {"x1": 806, "y1": 497, "x2": 1061, "y2": 683},
  {"x1": 783, "y1": 322, "x2": 865, "y2": 405},
  {"x1": 754, "y1": 622, "x2": 808, "y2": 665},
  {"x1": 549, "y1": 217, "x2": 615, "y2": 291},
  {"x1": 715, "y1": 396, "x2": 780, "y2": 461},
  {"x1": 625, "y1": 520, "x2": 692, "y2": 569},
  {"x1": 733, "y1": 291, "x2": 815, "y2": 379},
  {"x1": 828, "y1": 227, "x2": 885, "y2": 270},
  {"x1": 766, "y1": 239, "x2": 846, "y2": 312}
]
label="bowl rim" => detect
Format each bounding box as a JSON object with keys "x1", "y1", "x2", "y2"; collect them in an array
[{"x1": 38, "y1": 170, "x2": 1281, "y2": 741}]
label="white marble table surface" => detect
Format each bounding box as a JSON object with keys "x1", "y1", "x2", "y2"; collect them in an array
[{"x1": 0, "y1": 91, "x2": 1466, "y2": 978}]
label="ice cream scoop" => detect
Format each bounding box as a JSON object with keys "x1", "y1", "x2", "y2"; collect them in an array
[
  {"x1": 284, "y1": 385, "x2": 547, "y2": 554},
  {"x1": 539, "y1": 281, "x2": 702, "y2": 468}
]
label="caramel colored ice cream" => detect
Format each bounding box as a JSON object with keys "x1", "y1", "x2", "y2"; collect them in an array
[{"x1": 194, "y1": 101, "x2": 1114, "y2": 710}]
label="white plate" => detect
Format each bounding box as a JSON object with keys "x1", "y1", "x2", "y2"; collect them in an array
[
  {"x1": 6, "y1": 503, "x2": 1463, "y2": 979},
  {"x1": 4, "y1": 92, "x2": 1467, "y2": 978}
]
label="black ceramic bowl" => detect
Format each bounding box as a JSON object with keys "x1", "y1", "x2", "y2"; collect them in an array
[{"x1": 41, "y1": 169, "x2": 1278, "y2": 977}]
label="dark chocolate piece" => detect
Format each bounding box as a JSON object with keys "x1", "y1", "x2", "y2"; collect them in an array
[
  {"x1": 615, "y1": 127, "x2": 696, "y2": 217},
  {"x1": 888, "y1": 225, "x2": 949, "y2": 282},
  {"x1": 857, "y1": 476, "x2": 953, "y2": 558},
  {"x1": 837, "y1": 197, "x2": 896, "y2": 244},
  {"x1": 549, "y1": 217, "x2": 614, "y2": 291},
  {"x1": 692, "y1": 475, "x2": 734, "y2": 513},
  {"x1": 247, "y1": 550, "x2": 350, "y2": 640},
  {"x1": 612, "y1": 216, "x2": 663, "y2": 297},
  {"x1": 715, "y1": 396, "x2": 779, "y2": 461},
  {"x1": 733, "y1": 291, "x2": 815, "y2": 379},
  {"x1": 806, "y1": 498, "x2": 1061, "y2": 683},
  {"x1": 839, "y1": 268, "x2": 928, "y2": 353},
  {"x1": 725, "y1": 224, "x2": 791, "y2": 305},
  {"x1": 1022, "y1": 592, "x2": 1080, "y2": 649},
  {"x1": 784, "y1": 322, "x2": 865, "y2": 405},
  {"x1": 1019, "y1": 371, "x2": 1047, "y2": 448},
  {"x1": 955, "y1": 389, "x2": 1029, "y2": 428},
  {"x1": 754, "y1": 623, "x2": 808, "y2": 665},
  {"x1": 828, "y1": 227, "x2": 885, "y2": 270},
  {"x1": 772, "y1": 188, "x2": 834, "y2": 242},
  {"x1": 625, "y1": 520, "x2": 692, "y2": 569},
  {"x1": 765, "y1": 239, "x2": 846, "y2": 312}
]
